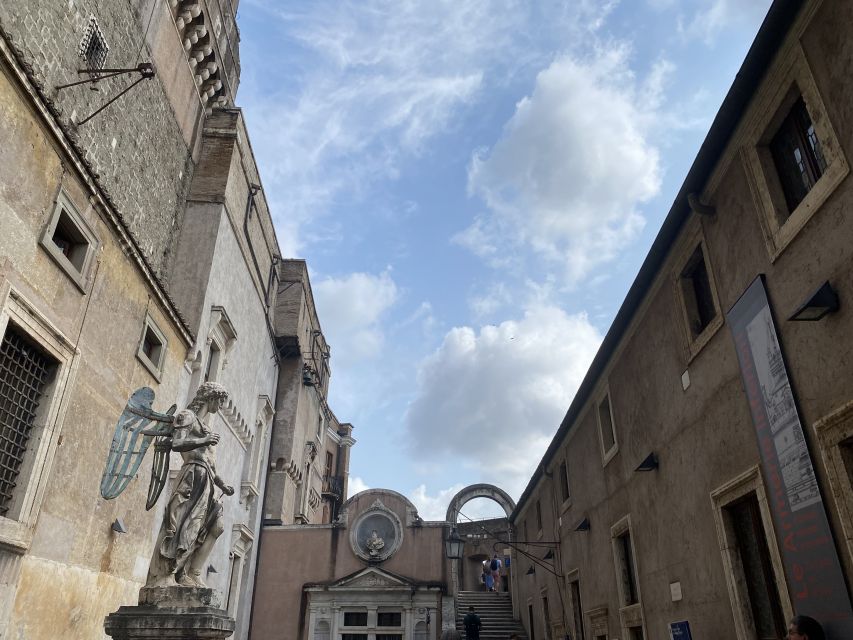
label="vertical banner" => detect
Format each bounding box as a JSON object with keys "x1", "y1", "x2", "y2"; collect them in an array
[{"x1": 728, "y1": 276, "x2": 853, "y2": 637}]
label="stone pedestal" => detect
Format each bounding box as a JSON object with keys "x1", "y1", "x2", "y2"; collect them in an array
[{"x1": 104, "y1": 586, "x2": 235, "y2": 640}]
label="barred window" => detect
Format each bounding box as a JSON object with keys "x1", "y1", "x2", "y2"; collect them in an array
[
  {"x1": 79, "y1": 16, "x2": 109, "y2": 70},
  {"x1": 0, "y1": 325, "x2": 57, "y2": 516}
]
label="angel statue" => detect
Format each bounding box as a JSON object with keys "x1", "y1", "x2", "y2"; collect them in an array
[{"x1": 100, "y1": 382, "x2": 234, "y2": 588}]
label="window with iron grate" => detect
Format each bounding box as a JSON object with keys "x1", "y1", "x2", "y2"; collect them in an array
[
  {"x1": 79, "y1": 16, "x2": 109, "y2": 70},
  {"x1": 0, "y1": 324, "x2": 57, "y2": 516}
]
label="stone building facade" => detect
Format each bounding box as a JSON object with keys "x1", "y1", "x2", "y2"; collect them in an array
[
  {"x1": 0, "y1": 1, "x2": 353, "y2": 638},
  {"x1": 509, "y1": 2, "x2": 853, "y2": 639}
]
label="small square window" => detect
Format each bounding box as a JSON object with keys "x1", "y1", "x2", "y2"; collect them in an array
[
  {"x1": 79, "y1": 16, "x2": 109, "y2": 70},
  {"x1": 343, "y1": 611, "x2": 367, "y2": 627},
  {"x1": 679, "y1": 245, "x2": 717, "y2": 339},
  {"x1": 137, "y1": 316, "x2": 167, "y2": 380},
  {"x1": 377, "y1": 611, "x2": 401, "y2": 627},
  {"x1": 597, "y1": 393, "x2": 617, "y2": 461},
  {"x1": 39, "y1": 191, "x2": 98, "y2": 292}
]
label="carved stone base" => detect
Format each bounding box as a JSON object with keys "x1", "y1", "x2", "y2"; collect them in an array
[{"x1": 104, "y1": 587, "x2": 235, "y2": 640}]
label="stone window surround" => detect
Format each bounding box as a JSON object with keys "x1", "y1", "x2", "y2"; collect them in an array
[
  {"x1": 741, "y1": 42, "x2": 848, "y2": 262},
  {"x1": 709, "y1": 465, "x2": 792, "y2": 640},
  {"x1": 595, "y1": 387, "x2": 619, "y2": 467},
  {"x1": 38, "y1": 189, "x2": 100, "y2": 293},
  {"x1": 136, "y1": 313, "x2": 168, "y2": 382},
  {"x1": 565, "y1": 568, "x2": 584, "y2": 640},
  {"x1": 813, "y1": 401, "x2": 853, "y2": 579},
  {"x1": 0, "y1": 285, "x2": 78, "y2": 553},
  {"x1": 585, "y1": 605, "x2": 608, "y2": 640},
  {"x1": 225, "y1": 523, "x2": 254, "y2": 617},
  {"x1": 670, "y1": 221, "x2": 723, "y2": 364},
  {"x1": 609, "y1": 514, "x2": 645, "y2": 638},
  {"x1": 203, "y1": 305, "x2": 237, "y2": 384},
  {"x1": 241, "y1": 394, "x2": 274, "y2": 507}
]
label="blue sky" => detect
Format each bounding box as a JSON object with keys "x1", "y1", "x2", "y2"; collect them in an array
[{"x1": 237, "y1": 0, "x2": 771, "y2": 520}]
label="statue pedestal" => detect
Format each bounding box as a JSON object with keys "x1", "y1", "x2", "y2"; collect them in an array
[{"x1": 104, "y1": 586, "x2": 235, "y2": 640}]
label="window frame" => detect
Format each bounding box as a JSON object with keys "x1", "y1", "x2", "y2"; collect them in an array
[
  {"x1": 596, "y1": 389, "x2": 619, "y2": 466},
  {"x1": 610, "y1": 515, "x2": 645, "y2": 638},
  {"x1": 39, "y1": 190, "x2": 99, "y2": 293},
  {"x1": 0, "y1": 285, "x2": 78, "y2": 552},
  {"x1": 558, "y1": 458, "x2": 571, "y2": 506},
  {"x1": 710, "y1": 466, "x2": 792, "y2": 640},
  {"x1": 742, "y1": 44, "x2": 848, "y2": 261},
  {"x1": 225, "y1": 524, "x2": 255, "y2": 617},
  {"x1": 136, "y1": 314, "x2": 168, "y2": 381},
  {"x1": 671, "y1": 225, "x2": 723, "y2": 362},
  {"x1": 566, "y1": 569, "x2": 585, "y2": 640}
]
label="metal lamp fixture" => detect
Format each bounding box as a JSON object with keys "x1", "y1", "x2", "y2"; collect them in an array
[
  {"x1": 574, "y1": 517, "x2": 590, "y2": 532},
  {"x1": 526, "y1": 566, "x2": 535, "y2": 575},
  {"x1": 543, "y1": 549, "x2": 554, "y2": 560},
  {"x1": 635, "y1": 452, "x2": 659, "y2": 472},
  {"x1": 445, "y1": 527, "x2": 465, "y2": 559},
  {"x1": 110, "y1": 518, "x2": 127, "y2": 534},
  {"x1": 789, "y1": 281, "x2": 840, "y2": 321}
]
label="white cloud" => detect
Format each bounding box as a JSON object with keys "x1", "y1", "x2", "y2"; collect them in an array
[
  {"x1": 405, "y1": 304, "x2": 601, "y2": 497},
  {"x1": 461, "y1": 46, "x2": 665, "y2": 284},
  {"x1": 677, "y1": 0, "x2": 771, "y2": 44},
  {"x1": 313, "y1": 269, "x2": 399, "y2": 368},
  {"x1": 348, "y1": 475, "x2": 370, "y2": 498}
]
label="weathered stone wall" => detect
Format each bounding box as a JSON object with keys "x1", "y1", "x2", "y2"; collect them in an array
[
  {"x1": 0, "y1": 0, "x2": 201, "y2": 277},
  {"x1": 0, "y1": 55, "x2": 191, "y2": 638},
  {"x1": 512, "y1": 2, "x2": 853, "y2": 639}
]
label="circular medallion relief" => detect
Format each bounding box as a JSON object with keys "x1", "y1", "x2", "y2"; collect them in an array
[{"x1": 350, "y1": 499, "x2": 403, "y2": 563}]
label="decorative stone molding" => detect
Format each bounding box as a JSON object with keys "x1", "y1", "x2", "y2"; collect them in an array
[
  {"x1": 308, "y1": 488, "x2": 321, "y2": 511},
  {"x1": 219, "y1": 397, "x2": 251, "y2": 447},
  {"x1": 350, "y1": 499, "x2": 403, "y2": 563},
  {"x1": 169, "y1": 0, "x2": 229, "y2": 110}
]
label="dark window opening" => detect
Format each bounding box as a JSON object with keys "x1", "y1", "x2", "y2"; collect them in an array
[
  {"x1": 204, "y1": 341, "x2": 220, "y2": 382},
  {"x1": 141, "y1": 325, "x2": 164, "y2": 368},
  {"x1": 598, "y1": 395, "x2": 616, "y2": 452},
  {"x1": 342, "y1": 635, "x2": 368, "y2": 640},
  {"x1": 324, "y1": 451, "x2": 334, "y2": 478},
  {"x1": 570, "y1": 579, "x2": 585, "y2": 639},
  {"x1": 528, "y1": 603, "x2": 536, "y2": 640},
  {"x1": 51, "y1": 209, "x2": 89, "y2": 272},
  {"x1": 680, "y1": 245, "x2": 716, "y2": 337},
  {"x1": 343, "y1": 612, "x2": 367, "y2": 627},
  {"x1": 377, "y1": 612, "x2": 401, "y2": 627},
  {"x1": 725, "y1": 494, "x2": 786, "y2": 640},
  {"x1": 79, "y1": 17, "x2": 109, "y2": 70},
  {"x1": 559, "y1": 460, "x2": 570, "y2": 502},
  {"x1": 0, "y1": 325, "x2": 57, "y2": 516},
  {"x1": 535, "y1": 500, "x2": 543, "y2": 532},
  {"x1": 542, "y1": 596, "x2": 551, "y2": 637},
  {"x1": 616, "y1": 530, "x2": 639, "y2": 606},
  {"x1": 376, "y1": 636, "x2": 402, "y2": 640},
  {"x1": 628, "y1": 627, "x2": 645, "y2": 640},
  {"x1": 769, "y1": 95, "x2": 826, "y2": 215}
]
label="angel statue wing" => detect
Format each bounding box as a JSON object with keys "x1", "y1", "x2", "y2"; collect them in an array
[{"x1": 100, "y1": 387, "x2": 176, "y2": 501}]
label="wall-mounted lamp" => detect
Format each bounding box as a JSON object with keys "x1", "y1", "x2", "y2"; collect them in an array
[
  {"x1": 543, "y1": 549, "x2": 554, "y2": 560},
  {"x1": 207, "y1": 564, "x2": 218, "y2": 575},
  {"x1": 635, "y1": 452, "x2": 659, "y2": 473},
  {"x1": 111, "y1": 518, "x2": 127, "y2": 534},
  {"x1": 445, "y1": 527, "x2": 465, "y2": 560},
  {"x1": 525, "y1": 566, "x2": 535, "y2": 575},
  {"x1": 789, "y1": 281, "x2": 840, "y2": 321},
  {"x1": 574, "y1": 517, "x2": 590, "y2": 532}
]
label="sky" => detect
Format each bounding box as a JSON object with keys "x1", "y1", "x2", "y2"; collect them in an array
[{"x1": 237, "y1": 0, "x2": 772, "y2": 521}]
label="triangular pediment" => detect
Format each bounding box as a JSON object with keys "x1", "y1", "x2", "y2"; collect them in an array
[{"x1": 331, "y1": 567, "x2": 411, "y2": 589}]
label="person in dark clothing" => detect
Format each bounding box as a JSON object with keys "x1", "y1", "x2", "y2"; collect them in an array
[
  {"x1": 463, "y1": 605, "x2": 482, "y2": 640},
  {"x1": 787, "y1": 616, "x2": 825, "y2": 640}
]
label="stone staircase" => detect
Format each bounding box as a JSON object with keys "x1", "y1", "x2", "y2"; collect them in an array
[{"x1": 456, "y1": 591, "x2": 527, "y2": 640}]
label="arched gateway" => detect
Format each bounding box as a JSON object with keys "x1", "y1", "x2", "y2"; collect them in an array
[{"x1": 445, "y1": 483, "x2": 516, "y2": 524}]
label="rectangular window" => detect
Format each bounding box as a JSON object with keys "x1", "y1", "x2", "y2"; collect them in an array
[
  {"x1": 377, "y1": 612, "x2": 401, "y2": 627},
  {"x1": 376, "y1": 635, "x2": 402, "y2": 640},
  {"x1": 137, "y1": 315, "x2": 167, "y2": 380},
  {"x1": 522, "y1": 519, "x2": 529, "y2": 543},
  {"x1": 769, "y1": 95, "x2": 826, "y2": 215},
  {"x1": 0, "y1": 325, "x2": 57, "y2": 516},
  {"x1": 725, "y1": 494, "x2": 785, "y2": 639},
  {"x1": 598, "y1": 394, "x2": 616, "y2": 456},
  {"x1": 559, "y1": 460, "x2": 570, "y2": 502},
  {"x1": 570, "y1": 578, "x2": 585, "y2": 640},
  {"x1": 39, "y1": 191, "x2": 98, "y2": 292},
  {"x1": 343, "y1": 612, "x2": 367, "y2": 627},
  {"x1": 225, "y1": 552, "x2": 242, "y2": 615},
  {"x1": 542, "y1": 595, "x2": 551, "y2": 638},
  {"x1": 679, "y1": 245, "x2": 717, "y2": 338},
  {"x1": 324, "y1": 451, "x2": 334, "y2": 478},
  {"x1": 528, "y1": 603, "x2": 536, "y2": 640},
  {"x1": 204, "y1": 340, "x2": 221, "y2": 382},
  {"x1": 341, "y1": 635, "x2": 368, "y2": 640},
  {"x1": 614, "y1": 530, "x2": 639, "y2": 606},
  {"x1": 627, "y1": 627, "x2": 645, "y2": 640},
  {"x1": 535, "y1": 500, "x2": 543, "y2": 532}
]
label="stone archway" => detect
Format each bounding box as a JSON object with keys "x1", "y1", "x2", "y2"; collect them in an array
[{"x1": 445, "y1": 483, "x2": 515, "y2": 524}]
